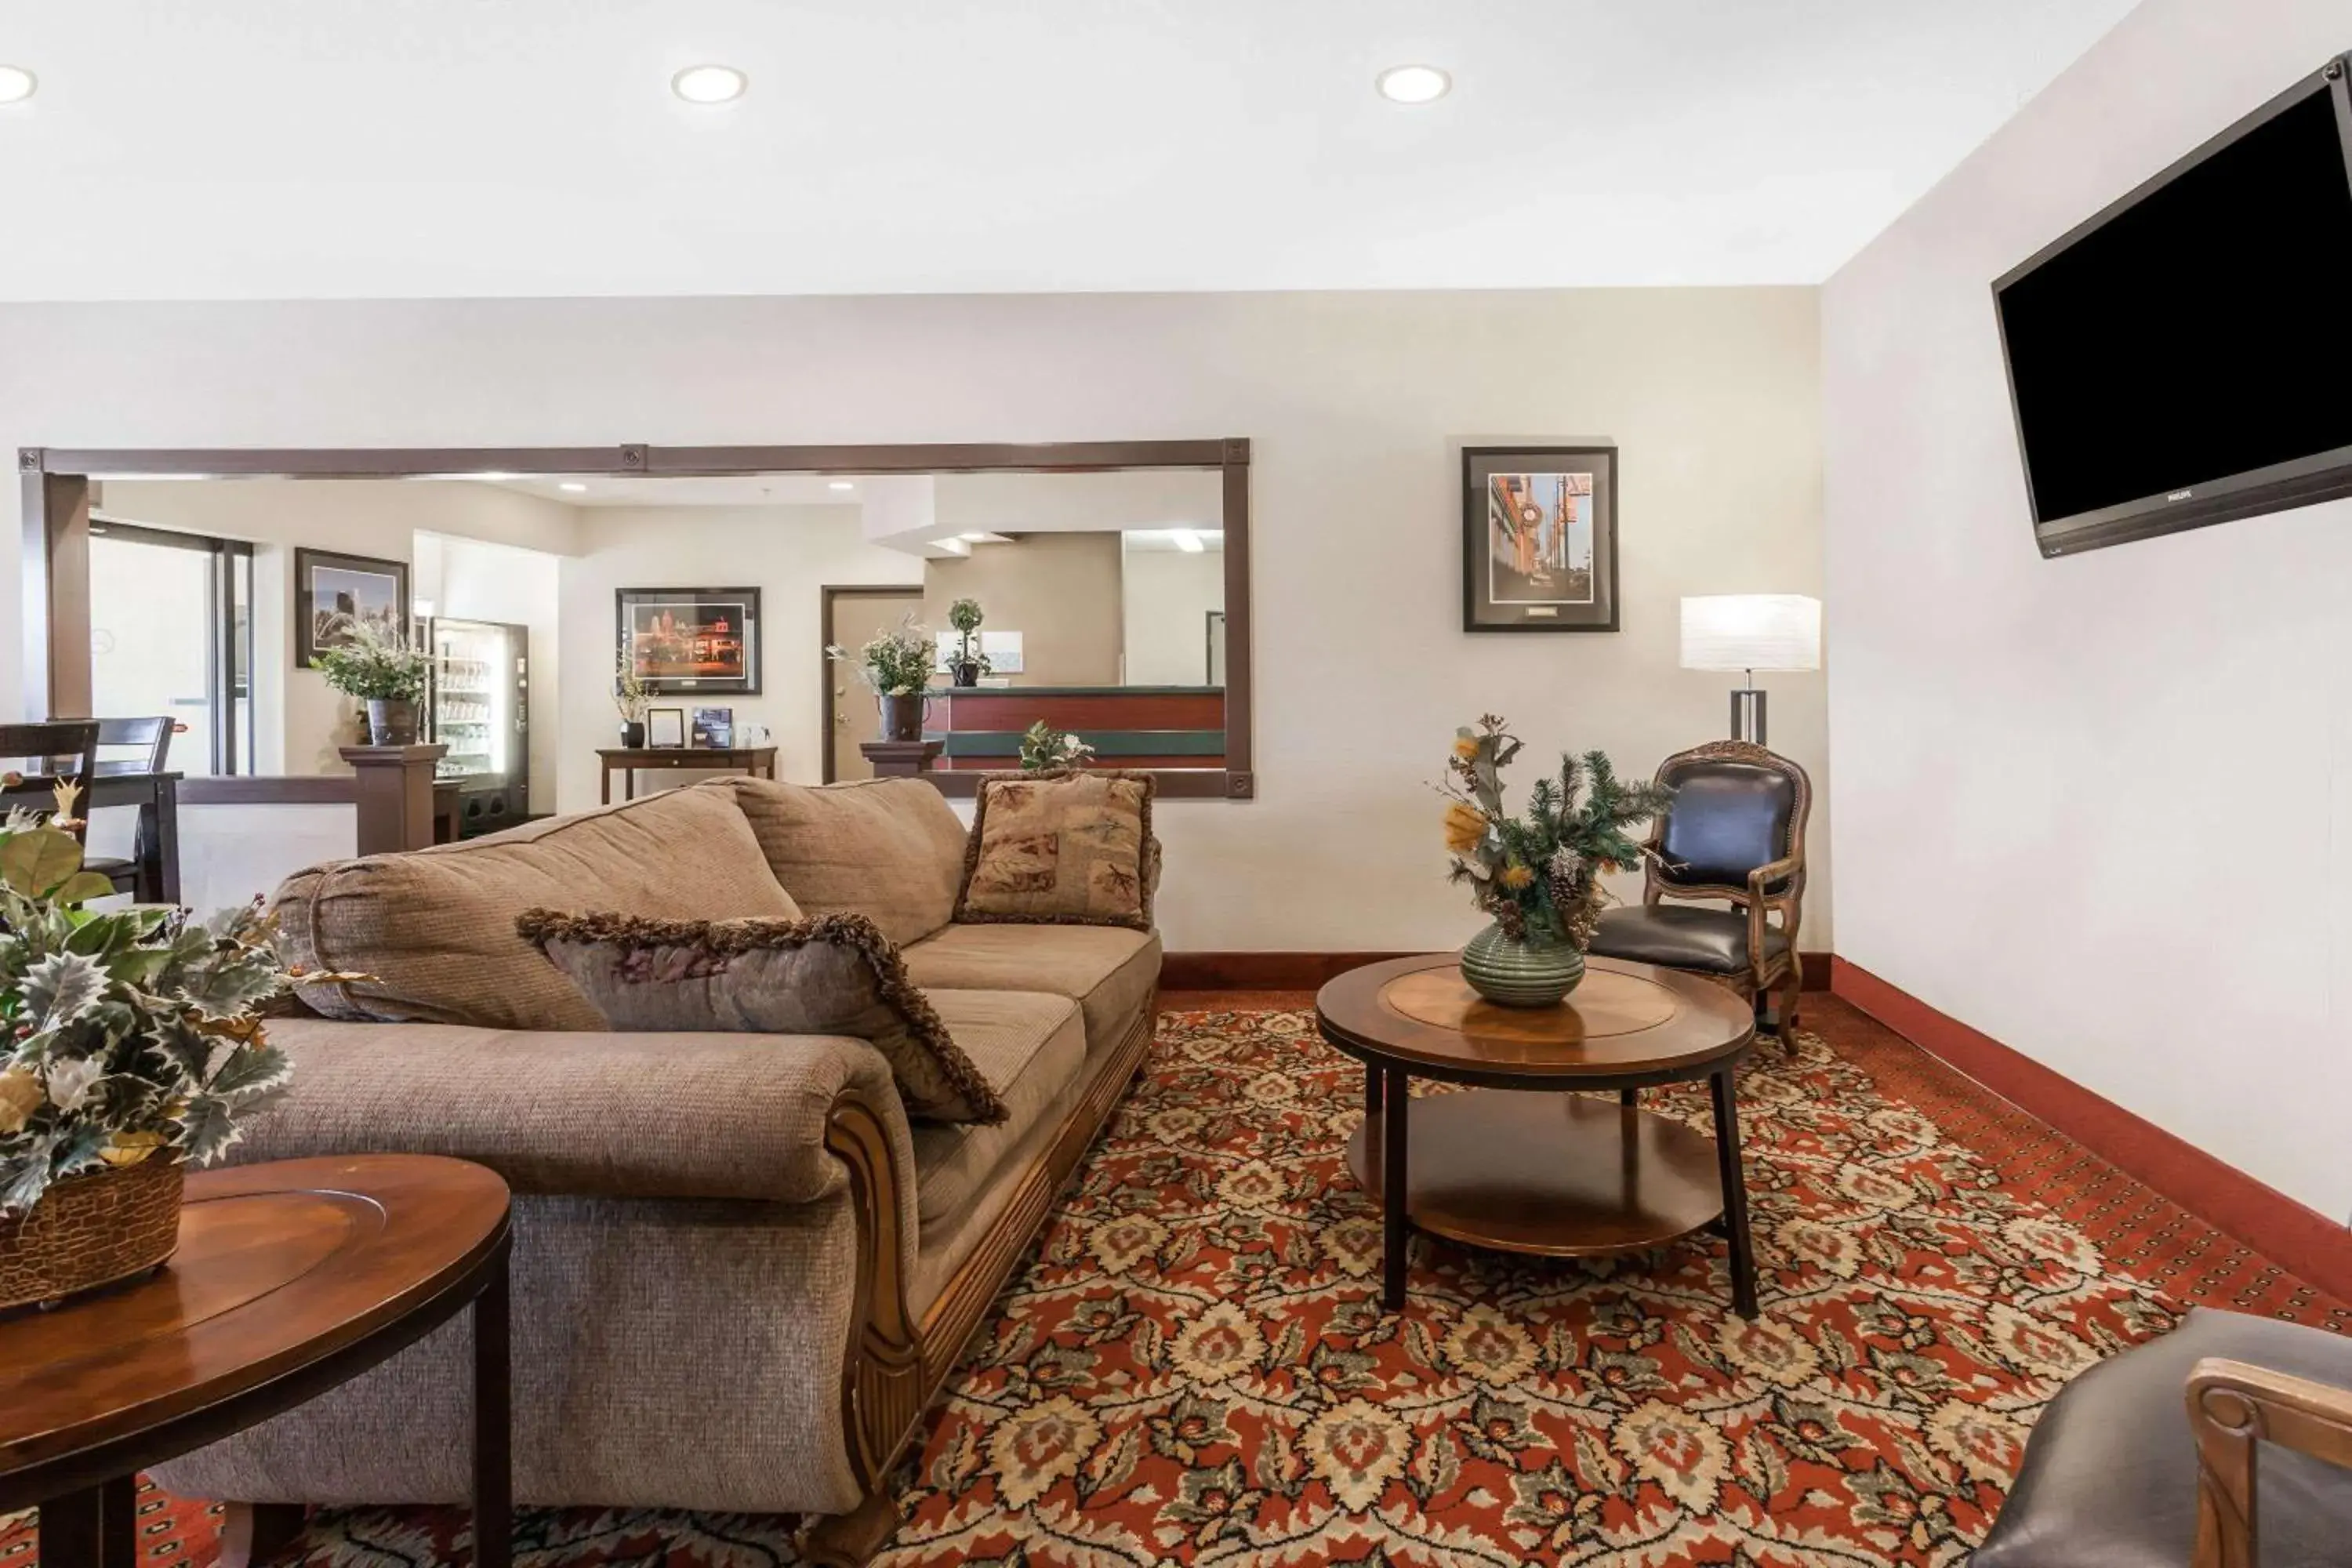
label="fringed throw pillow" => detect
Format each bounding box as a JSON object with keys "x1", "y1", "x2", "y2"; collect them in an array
[
  {"x1": 515, "y1": 909, "x2": 1007, "y2": 1124},
  {"x1": 955, "y1": 769, "x2": 1155, "y2": 931}
]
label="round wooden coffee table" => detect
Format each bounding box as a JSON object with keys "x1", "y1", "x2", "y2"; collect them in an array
[
  {"x1": 1317, "y1": 953, "x2": 1760, "y2": 1317},
  {"x1": 0, "y1": 1154, "x2": 513, "y2": 1568}
]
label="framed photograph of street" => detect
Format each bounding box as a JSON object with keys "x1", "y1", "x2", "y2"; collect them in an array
[
  {"x1": 1461, "y1": 445, "x2": 1619, "y2": 632},
  {"x1": 617, "y1": 586, "x2": 762, "y2": 695}
]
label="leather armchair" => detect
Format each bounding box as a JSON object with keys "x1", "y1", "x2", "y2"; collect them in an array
[
  {"x1": 1973, "y1": 1307, "x2": 2352, "y2": 1567},
  {"x1": 1587, "y1": 739, "x2": 1810, "y2": 1032}
]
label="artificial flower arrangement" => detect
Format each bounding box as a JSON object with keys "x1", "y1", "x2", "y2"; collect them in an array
[
  {"x1": 1018, "y1": 720, "x2": 1096, "y2": 772},
  {"x1": 1439, "y1": 715, "x2": 1672, "y2": 949},
  {"x1": 0, "y1": 813, "x2": 313, "y2": 1218},
  {"x1": 826, "y1": 615, "x2": 939, "y2": 698},
  {"x1": 612, "y1": 652, "x2": 652, "y2": 729},
  {"x1": 312, "y1": 617, "x2": 430, "y2": 704}
]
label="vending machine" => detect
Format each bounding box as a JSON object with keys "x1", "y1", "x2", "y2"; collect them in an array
[{"x1": 424, "y1": 617, "x2": 530, "y2": 837}]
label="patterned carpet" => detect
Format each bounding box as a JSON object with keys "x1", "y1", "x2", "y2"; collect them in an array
[{"x1": 3, "y1": 996, "x2": 2343, "y2": 1568}]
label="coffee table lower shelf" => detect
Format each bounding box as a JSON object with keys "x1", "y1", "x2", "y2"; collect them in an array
[{"x1": 1345, "y1": 1091, "x2": 1731, "y2": 1265}]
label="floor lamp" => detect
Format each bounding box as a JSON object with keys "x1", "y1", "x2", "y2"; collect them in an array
[{"x1": 1679, "y1": 595, "x2": 1820, "y2": 748}]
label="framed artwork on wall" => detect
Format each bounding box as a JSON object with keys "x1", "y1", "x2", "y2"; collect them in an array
[
  {"x1": 294, "y1": 547, "x2": 411, "y2": 667},
  {"x1": 617, "y1": 586, "x2": 762, "y2": 695},
  {"x1": 1461, "y1": 445, "x2": 1619, "y2": 633}
]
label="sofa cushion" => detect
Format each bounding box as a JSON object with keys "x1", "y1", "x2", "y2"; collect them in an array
[
  {"x1": 903, "y1": 923, "x2": 1160, "y2": 1053},
  {"x1": 274, "y1": 786, "x2": 800, "y2": 1031},
  {"x1": 956, "y1": 770, "x2": 1154, "y2": 931},
  {"x1": 724, "y1": 777, "x2": 968, "y2": 948},
  {"x1": 517, "y1": 910, "x2": 1007, "y2": 1125},
  {"x1": 909, "y1": 991, "x2": 1087, "y2": 1224}
]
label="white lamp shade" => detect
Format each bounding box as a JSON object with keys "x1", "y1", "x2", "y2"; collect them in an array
[{"x1": 1679, "y1": 594, "x2": 1821, "y2": 673}]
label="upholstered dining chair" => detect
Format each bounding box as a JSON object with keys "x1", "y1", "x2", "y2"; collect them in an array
[{"x1": 1587, "y1": 739, "x2": 1811, "y2": 1034}]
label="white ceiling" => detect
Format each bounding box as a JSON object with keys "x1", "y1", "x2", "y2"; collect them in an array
[{"x1": 0, "y1": 0, "x2": 2140, "y2": 301}]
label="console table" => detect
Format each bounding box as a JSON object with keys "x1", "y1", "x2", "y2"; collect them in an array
[{"x1": 597, "y1": 746, "x2": 778, "y2": 804}]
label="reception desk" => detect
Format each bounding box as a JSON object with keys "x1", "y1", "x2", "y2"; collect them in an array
[{"x1": 925, "y1": 686, "x2": 1226, "y2": 770}]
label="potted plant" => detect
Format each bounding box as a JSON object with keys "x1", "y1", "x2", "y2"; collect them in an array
[
  {"x1": 1018, "y1": 720, "x2": 1095, "y2": 772},
  {"x1": 614, "y1": 653, "x2": 652, "y2": 747},
  {"x1": 0, "y1": 815, "x2": 315, "y2": 1309},
  {"x1": 945, "y1": 597, "x2": 992, "y2": 688},
  {"x1": 314, "y1": 619, "x2": 431, "y2": 746},
  {"x1": 1438, "y1": 716, "x2": 1672, "y2": 1007},
  {"x1": 826, "y1": 616, "x2": 938, "y2": 742}
]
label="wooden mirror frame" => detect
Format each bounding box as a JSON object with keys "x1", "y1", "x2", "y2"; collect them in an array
[{"x1": 19, "y1": 439, "x2": 1254, "y2": 800}]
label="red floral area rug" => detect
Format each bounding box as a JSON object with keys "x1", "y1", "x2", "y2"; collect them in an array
[{"x1": 2, "y1": 1000, "x2": 2340, "y2": 1568}]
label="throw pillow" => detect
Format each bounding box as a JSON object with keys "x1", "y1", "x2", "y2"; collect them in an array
[
  {"x1": 514, "y1": 909, "x2": 1007, "y2": 1125},
  {"x1": 955, "y1": 769, "x2": 1155, "y2": 931}
]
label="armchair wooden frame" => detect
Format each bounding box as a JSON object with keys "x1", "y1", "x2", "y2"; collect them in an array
[
  {"x1": 1635, "y1": 739, "x2": 1812, "y2": 1033},
  {"x1": 2188, "y1": 1356, "x2": 2352, "y2": 1568}
]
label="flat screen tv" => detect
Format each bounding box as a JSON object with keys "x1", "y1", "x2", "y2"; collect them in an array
[{"x1": 1994, "y1": 53, "x2": 2352, "y2": 557}]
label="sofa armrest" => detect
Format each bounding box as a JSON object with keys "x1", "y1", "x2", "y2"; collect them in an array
[{"x1": 234, "y1": 1017, "x2": 920, "y2": 1211}]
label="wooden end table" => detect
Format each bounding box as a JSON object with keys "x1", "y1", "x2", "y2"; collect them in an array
[
  {"x1": 597, "y1": 746, "x2": 779, "y2": 804},
  {"x1": 1316, "y1": 954, "x2": 1760, "y2": 1317},
  {"x1": 0, "y1": 1154, "x2": 514, "y2": 1568}
]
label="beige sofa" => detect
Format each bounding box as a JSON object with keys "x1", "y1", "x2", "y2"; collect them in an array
[{"x1": 148, "y1": 776, "x2": 1160, "y2": 1567}]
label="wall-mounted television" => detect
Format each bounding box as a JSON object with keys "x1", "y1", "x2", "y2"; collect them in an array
[{"x1": 1994, "y1": 53, "x2": 2352, "y2": 558}]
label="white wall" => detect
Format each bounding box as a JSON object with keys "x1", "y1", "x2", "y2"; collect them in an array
[
  {"x1": 96, "y1": 480, "x2": 579, "y2": 772},
  {"x1": 3, "y1": 289, "x2": 1830, "y2": 953},
  {"x1": 1123, "y1": 546, "x2": 1225, "y2": 686},
  {"x1": 556, "y1": 505, "x2": 918, "y2": 809},
  {"x1": 1822, "y1": 0, "x2": 2352, "y2": 1219}
]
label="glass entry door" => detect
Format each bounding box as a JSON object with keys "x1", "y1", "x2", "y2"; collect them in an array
[{"x1": 88, "y1": 520, "x2": 255, "y2": 775}]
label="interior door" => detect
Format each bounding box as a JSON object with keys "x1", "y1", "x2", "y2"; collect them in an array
[{"x1": 826, "y1": 588, "x2": 924, "y2": 781}]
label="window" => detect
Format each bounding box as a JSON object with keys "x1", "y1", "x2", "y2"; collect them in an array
[{"x1": 87, "y1": 521, "x2": 256, "y2": 775}]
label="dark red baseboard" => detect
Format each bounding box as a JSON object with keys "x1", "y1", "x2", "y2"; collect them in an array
[
  {"x1": 1831, "y1": 956, "x2": 2352, "y2": 1304},
  {"x1": 1161, "y1": 951, "x2": 1839, "y2": 993}
]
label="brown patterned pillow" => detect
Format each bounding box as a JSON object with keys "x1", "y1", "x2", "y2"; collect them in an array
[
  {"x1": 954, "y1": 770, "x2": 1155, "y2": 931},
  {"x1": 514, "y1": 909, "x2": 1006, "y2": 1125}
]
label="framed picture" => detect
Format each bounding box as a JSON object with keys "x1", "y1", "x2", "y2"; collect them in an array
[
  {"x1": 617, "y1": 586, "x2": 762, "y2": 695},
  {"x1": 1461, "y1": 445, "x2": 1619, "y2": 633},
  {"x1": 645, "y1": 707, "x2": 688, "y2": 749},
  {"x1": 690, "y1": 706, "x2": 734, "y2": 749},
  {"x1": 295, "y1": 548, "x2": 410, "y2": 667}
]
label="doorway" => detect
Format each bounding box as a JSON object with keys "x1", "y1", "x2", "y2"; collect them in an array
[
  {"x1": 823, "y1": 585, "x2": 922, "y2": 782},
  {"x1": 87, "y1": 520, "x2": 255, "y2": 775}
]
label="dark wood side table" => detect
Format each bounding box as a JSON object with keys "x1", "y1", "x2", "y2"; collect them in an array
[
  {"x1": 1316, "y1": 954, "x2": 1761, "y2": 1317},
  {"x1": 597, "y1": 746, "x2": 779, "y2": 804},
  {"x1": 0, "y1": 1155, "x2": 513, "y2": 1568}
]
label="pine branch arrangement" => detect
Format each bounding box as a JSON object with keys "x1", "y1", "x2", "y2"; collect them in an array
[{"x1": 1438, "y1": 716, "x2": 1673, "y2": 946}]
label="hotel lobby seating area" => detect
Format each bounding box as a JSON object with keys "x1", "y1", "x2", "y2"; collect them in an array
[{"x1": 4, "y1": 4, "x2": 2350, "y2": 1566}]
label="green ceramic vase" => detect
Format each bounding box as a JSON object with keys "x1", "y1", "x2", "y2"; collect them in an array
[{"x1": 1460, "y1": 920, "x2": 1586, "y2": 1008}]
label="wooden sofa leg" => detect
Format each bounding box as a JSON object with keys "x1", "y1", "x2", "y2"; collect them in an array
[
  {"x1": 216, "y1": 1503, "x2": 306, "y2": 1568},
  {"x1": 803, "y1": 1490, "x2": 898, "y2": 1568}
]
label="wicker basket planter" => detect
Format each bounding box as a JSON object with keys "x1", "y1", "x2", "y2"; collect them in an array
[{"x1": 0, "y1": 1158, "x2": 184, "y2": 1312}]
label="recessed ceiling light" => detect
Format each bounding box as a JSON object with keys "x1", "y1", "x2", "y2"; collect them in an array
[
  {"x1": 828, "y1": 480, "x2": 855, "y2": 491},
  {"x1": 559, "y1": 481, "x2": 588, "y2": 493},
  {"x1": 1375, "y1": 64, "x2": 1450, "y2": 105},
  {"x1": 672, "y1": 64, "x2": 747, "y2": 105},
  {"x1": 0, "y1": 67, "x2": 36, "y2": 105}
]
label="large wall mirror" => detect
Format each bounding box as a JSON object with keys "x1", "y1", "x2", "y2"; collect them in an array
[{"x1": 22, "y1": 438, "x2": 1254, "y2": 802}]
